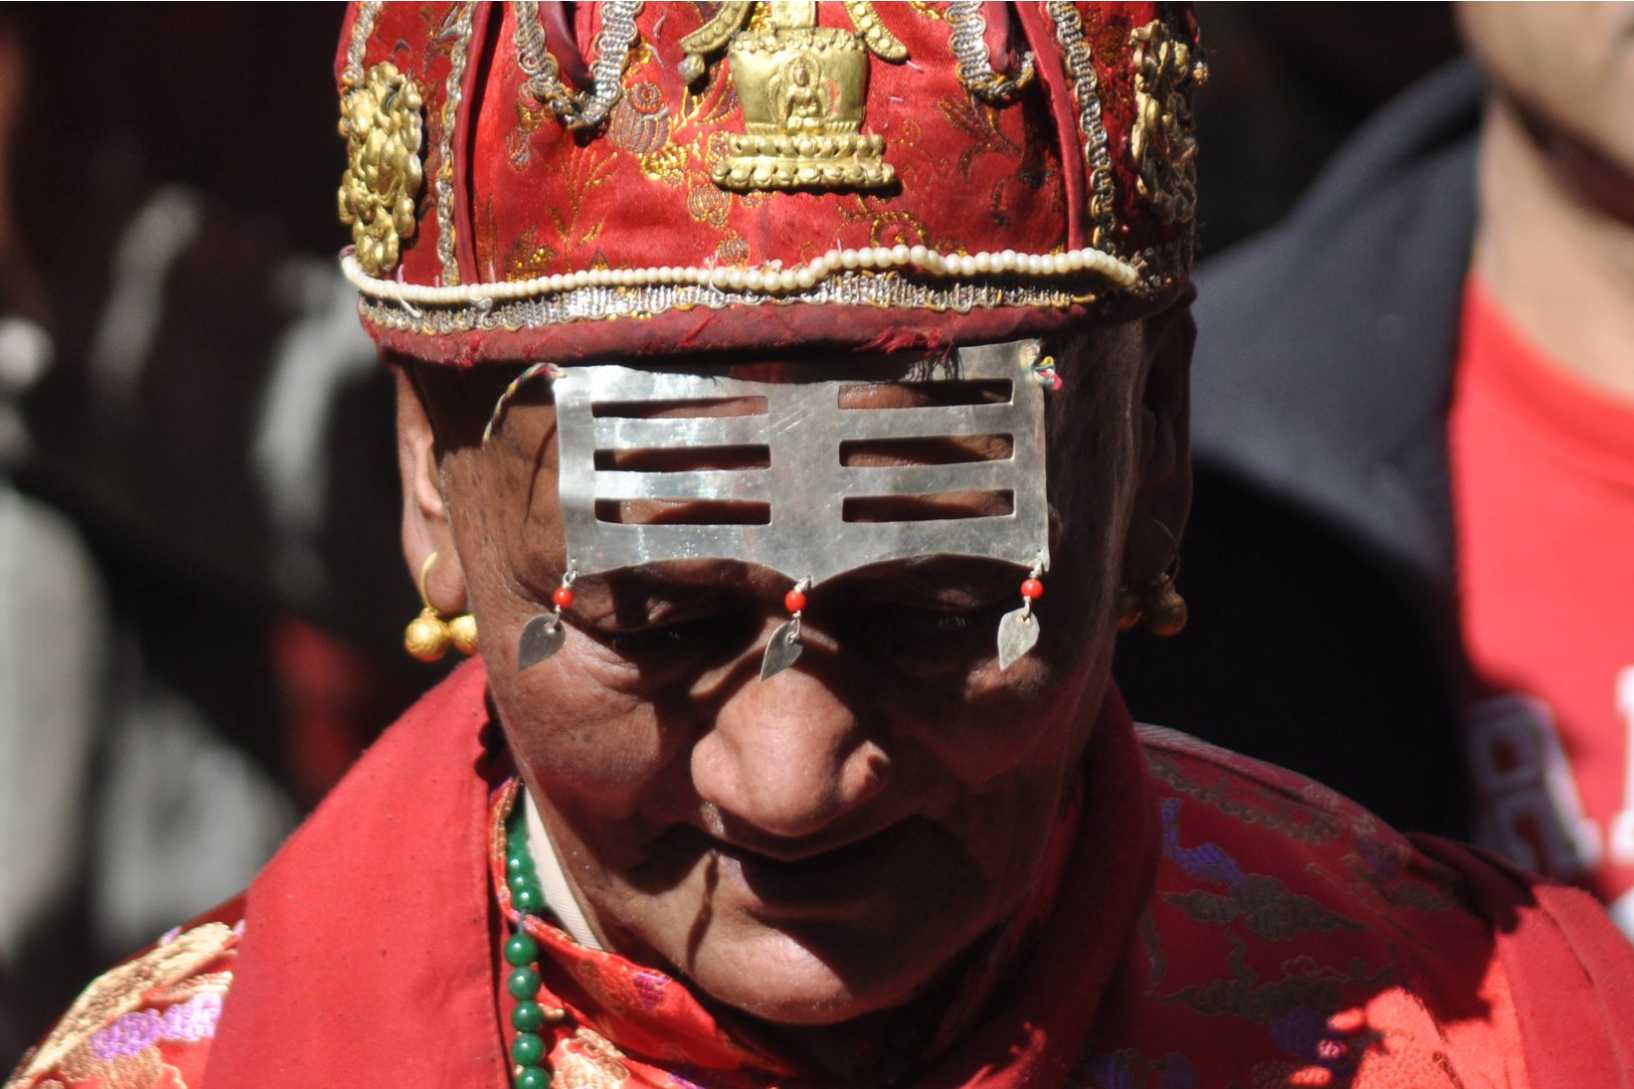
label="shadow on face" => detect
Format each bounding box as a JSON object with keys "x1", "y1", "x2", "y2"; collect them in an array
[{"x1": 390, "y1": 316, "x2": 1190, "y2": 1036}]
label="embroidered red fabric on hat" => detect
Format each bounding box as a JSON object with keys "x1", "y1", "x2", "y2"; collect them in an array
[{"x1": 331, "y1": 2, "x2": 1206, "y2": 365}]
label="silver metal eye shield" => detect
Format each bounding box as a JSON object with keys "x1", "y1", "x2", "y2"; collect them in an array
[{"x1": 511, "y1": 338, "x2": 1053, "y2": 674}]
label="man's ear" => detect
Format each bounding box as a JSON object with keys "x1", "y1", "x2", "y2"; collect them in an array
[
  {"x1": 394, "y1": 365, "x2": 469, "y2": 614},
  {"x1": 1124, "y1": 303, "x2": 1194, "y2": 583}
]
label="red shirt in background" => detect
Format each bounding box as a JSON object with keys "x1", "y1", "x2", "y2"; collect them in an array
[{"x1": 1451, "y1": 276, "x2": 1634, "y2": 935}]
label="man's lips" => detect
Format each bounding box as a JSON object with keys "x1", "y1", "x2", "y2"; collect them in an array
[{"x1": 684, "y1": 823, "x2": 914, "y2": 916}]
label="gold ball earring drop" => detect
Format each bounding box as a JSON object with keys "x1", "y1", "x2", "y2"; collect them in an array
[{"x1": 404, "y1": 551, "x2": 479, "y2": 662}]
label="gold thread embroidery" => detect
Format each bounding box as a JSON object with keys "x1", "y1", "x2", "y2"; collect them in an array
[
  {"x1": 338, "y1": 62, "x2": 426, "y2": 277},
  {"x1": 552, "y1": 1027, "x2": 630, "y2": 1089},
  {"x1": 503, "y1": 227, "x2": 559, "y2": 282},
  {"x1": 148, "y1": 970, "x2": 235, "y2": 1007},
  {"x1": 59, "y1": 1047, "x2": 171, "y2": 1089},
  {"x1": 608, "y1": 79, "x2": 671, "y2": 157},
  {"x1": 1130, "y1": 20, "x2": 1206, "y2": 226},
  {"x1": 4, "y1": 923, "x2": 236, "y2": 1089},
  {"x1": 937, "y1": 97, "x2": 1022, "y2": 182}
]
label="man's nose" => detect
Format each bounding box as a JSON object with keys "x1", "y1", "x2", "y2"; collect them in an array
[{"x1": 691, "y1": 660, "x2": 890, "y2": 841}]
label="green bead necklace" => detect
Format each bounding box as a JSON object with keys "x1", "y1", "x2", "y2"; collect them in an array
[{"x1": 504, "y1": 804, "x2": 567, "y2": 1089}]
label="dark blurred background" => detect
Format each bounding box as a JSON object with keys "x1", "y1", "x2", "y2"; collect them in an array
[{"x1": 0, "y1": 2, "x2": 1460, "y2": 1070}]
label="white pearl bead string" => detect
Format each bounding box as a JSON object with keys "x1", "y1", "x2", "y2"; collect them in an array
[{"x1": 340, "y1": 241, "x2": 1139, "y2": 309}]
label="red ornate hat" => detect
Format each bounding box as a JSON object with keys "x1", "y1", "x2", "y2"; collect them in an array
[{"x1": 334, "y1": 1, "x2": 1204, "y2": 366}]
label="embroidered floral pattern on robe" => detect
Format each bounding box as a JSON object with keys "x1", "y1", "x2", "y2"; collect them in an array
[{"x1": 5, "y1": 922, "x2": 241, "y2": 1089}]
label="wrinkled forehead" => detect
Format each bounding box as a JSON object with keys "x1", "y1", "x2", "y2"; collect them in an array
[{"x1": 549, "y1": 338, "x2": 1052, "y2": 588}]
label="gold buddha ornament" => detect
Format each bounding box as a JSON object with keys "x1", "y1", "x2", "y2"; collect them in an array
[{"x1": 680, "y1": 0, "x2": 906, "y2": 193}]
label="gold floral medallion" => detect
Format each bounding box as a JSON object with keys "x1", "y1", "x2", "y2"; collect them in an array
[
  {"x1": 1129, "y1": 20, "x2": 1207, "y2": 226},
  {"x1": 681, "y1": 0, "x2": 906, "y2": 193},
  {"x1": 338, "y1": 62, "x2": 426, "y2": 276}
]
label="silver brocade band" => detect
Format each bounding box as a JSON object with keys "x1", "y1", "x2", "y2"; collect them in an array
[
  {"x1": 356, "y1": 270, "x2": 1107, "y2": 337},
  {"x1": 1046, "y1": 1, "x2": 1119, "y2": 249},
  {"x1": 436, "y1": 2, "x2": 479, "y2": 286},
  {"x1": 341, "y1": 0, "x2": 382, "y2": 88}
]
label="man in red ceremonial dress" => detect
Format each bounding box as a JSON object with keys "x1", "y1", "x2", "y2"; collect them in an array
[{"x1": 8, "y1": 5, "x2": 1633, "y2": 1089}]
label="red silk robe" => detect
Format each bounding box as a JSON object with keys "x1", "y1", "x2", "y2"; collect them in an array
[{"x1": 9, "y1": 661, "x2": 1633, "y2": 1089}]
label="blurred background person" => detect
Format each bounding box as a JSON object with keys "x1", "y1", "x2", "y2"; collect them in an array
[
  {"x1": 0, "y1": 5, "x2": 427, "y2": 1059},
  {"x1": 1118, "y1": 1, "x2": 1634, "y2": 937}
]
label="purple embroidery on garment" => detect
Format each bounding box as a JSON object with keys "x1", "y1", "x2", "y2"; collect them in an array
[
  {"x1": 87, "y1": 993, "x2": 224, "y2": 1061},
  {"x1": 1271, "y1": 1006, "x2": 1326, "y2": 1060},
  {"x1": 1158, "y1": 1052, "x2": 1198, "y2": 1089},
  {"x1": 1271, "y1": 1006, "x2": 1360, "y2": 1082},
  {"x1": 632, "y1": 969, "x2": 669, "y2": 1010},
  {"x1": 158, "y1": 926, "x2": 182, "y2": 947},
  {"x1": 1080, "y1": 1053, "x2": 1134, "y2": 1089},
  {"x1": 160, "y1": 992, "x2": 223, "y2": 1041},
  {"x1": 89, "y1": 1010, "x2": 163, "y2": 1060},
  {"x1": 1159, "y1": 798, "x2": 1245, "y2": 889},
  {"x1": 1356, "y1": 835, "x2": 1403, "y2": 879},
  {"x1": 669, "y1": 1073, "x2": 707, "y2": 1089}
]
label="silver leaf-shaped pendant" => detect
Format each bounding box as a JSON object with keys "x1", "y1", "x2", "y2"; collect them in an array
[
  {"x1": 759, "y1": 618, "x2": 804, "y2": 680},
  {"x1": 996, "y1": 606, "x2": 1039, "y2": 671},
  {"x1": 518, "y1": 613, "x2": 566, "y2": 672}
]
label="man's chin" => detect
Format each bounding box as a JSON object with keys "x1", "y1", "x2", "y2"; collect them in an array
[{"x1": 680, "y1": 926, "x2": 939, "y2": 1027}]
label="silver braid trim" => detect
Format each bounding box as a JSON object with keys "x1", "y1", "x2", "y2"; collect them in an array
[
  {"x1": 578, "y1": 1, "x2": 642, "y2": 130},
  {"x1": 341, "y1": 1, "x2": 383, "y2": 88},
  {"x1": 947, "y1": 1, "x2": 1036, "y2": 104},
  {"x1": 514, "y1": 0, "x2": 583, "y2": 122},
  {"x1": 1045, "y1": 1, "x2": 1117, "y2": 249},
  {"x1": 435, "y1": 1, "x2": 479, "y2": 286},
  {"x1": 513, "y1": 1, "x2": 643, "y2": 132}
]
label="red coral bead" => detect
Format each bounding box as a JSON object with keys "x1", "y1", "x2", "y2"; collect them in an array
[
  {"x1": 1020, "y1": 578, "x2": 1044, "y2": 600},
  {"x1": 552, "y1": 586, "x2": 575, "y2": 609},
  {"x1": 784, "y1": 589, "x2": 807, "y2": 614}
]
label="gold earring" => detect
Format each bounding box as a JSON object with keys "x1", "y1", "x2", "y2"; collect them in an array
[
  {"x1": 1112, "y1": 574, "x2": 1187, "y2": 637},
  {"x1": 447, "y1": 612, "x2": 480, "y2": 656},
  {"x1": 1140, "y1": 572, "x2": 1188, "y2": 637},
  {"x1": 1116, "y1": 519, "x2": 1188, "y2": 637},
  {"x1": 404, "y1": 551, "x2": 478, "y2": 662}
]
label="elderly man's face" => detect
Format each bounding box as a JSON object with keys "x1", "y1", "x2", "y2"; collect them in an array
[{"x1": 397, "y1": 314, "x2": 1189, "y2": 1028}]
